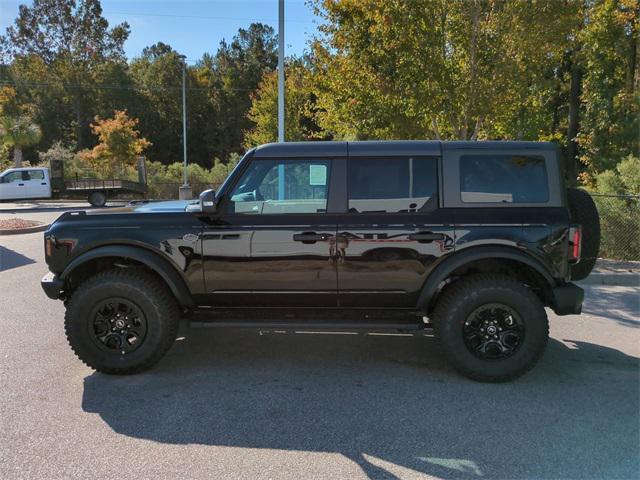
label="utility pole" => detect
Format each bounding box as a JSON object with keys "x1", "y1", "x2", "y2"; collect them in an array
[
  {"x1": 178, "y1": 55, "x2": 192, "y2": 200},
  {"x1": 277, "y1": 0, "x2": 285, "y2": 200}
]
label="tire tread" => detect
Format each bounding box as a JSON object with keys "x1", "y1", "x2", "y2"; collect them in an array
[
  {"x1": 64, "y1": 268, "x2": 179, "y2": 374},
  {"x1": 432, "y1": 273, "x2": 549, "y2": 382}
]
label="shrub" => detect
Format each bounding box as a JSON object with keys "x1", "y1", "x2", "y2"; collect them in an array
[
  {"x1": 594, "y1": 155, "x2": 640, "y2": 260},
  {"x1": 145, "y1": 154, "x2": 240, "y2": 199}
]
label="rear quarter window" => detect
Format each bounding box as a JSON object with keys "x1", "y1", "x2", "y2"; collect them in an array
[{"x1": 460, "y1": 155, "x2": 549, "y2": 203}]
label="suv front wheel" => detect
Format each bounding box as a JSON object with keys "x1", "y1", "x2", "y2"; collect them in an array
[
  {"x1": 65, "y1": 268, "x2": 179, "y2": 374},
  {"x1": 432, "y1": 274, "x2": 549, "y2": 382}
]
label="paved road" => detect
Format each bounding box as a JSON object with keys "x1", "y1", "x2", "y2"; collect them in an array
[{"x1": 1, "y1": 232, "x2": 638, "y2": 480}]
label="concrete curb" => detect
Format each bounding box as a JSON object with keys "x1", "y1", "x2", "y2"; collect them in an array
[
  {"x1": 579, "y1": 273, "x2": 640, "y2": 287},
  {"x1": 0, "y1": 223, "x2": 49, "y2": 236}
]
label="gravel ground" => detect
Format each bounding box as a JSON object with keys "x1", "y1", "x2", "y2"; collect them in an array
[{"x1": 0, "y1": 231, "x2": 639, "y2": 480}]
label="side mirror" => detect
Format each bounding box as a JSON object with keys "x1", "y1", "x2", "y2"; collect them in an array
[{"x1": 199, "y1": 189, "x2": 217, "y2": 214}]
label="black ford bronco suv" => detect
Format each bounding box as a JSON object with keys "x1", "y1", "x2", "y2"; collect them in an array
[{"x1": 41, "y1": 141, "x2": 600, "y2": 382}]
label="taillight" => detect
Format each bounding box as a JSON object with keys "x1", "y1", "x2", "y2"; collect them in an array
[{"x1": 569, "y1": 225, "x2": 582, "y2": 262}]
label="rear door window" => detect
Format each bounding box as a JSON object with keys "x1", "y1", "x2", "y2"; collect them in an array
[
  {"x1": 347, "y1": 157, "x2": 438, "y2": 213},
  {"x1": 27, "y1": 169, "x2": 45, "y2": 180},
  {"x1": 460, "y1": 155, "x2": 549, "y2": 203}
]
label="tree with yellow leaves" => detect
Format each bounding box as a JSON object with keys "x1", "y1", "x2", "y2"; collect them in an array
[{"x1": 79, "y1": 110, "x2": 151, "y2": 177}]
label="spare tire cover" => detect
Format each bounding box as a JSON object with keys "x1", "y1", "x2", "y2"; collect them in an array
[{"x1": 567, "y1": 187, "x2": 600, "y2": 281}]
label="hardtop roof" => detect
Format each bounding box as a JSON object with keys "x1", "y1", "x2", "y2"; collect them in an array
[{"x1": 252, "y1": 140, "x2": 556, "y2": 158}]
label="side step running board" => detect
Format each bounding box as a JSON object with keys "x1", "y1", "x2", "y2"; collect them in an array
[{"x1": 189, "y1": 320, "x2": 424, "y2": 331}]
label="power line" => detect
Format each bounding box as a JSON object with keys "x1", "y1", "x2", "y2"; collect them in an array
[
  {"x1": 0, "y1": 79, "x2": 259, "y2": 92},
  {"x1": 104, "y1": 11, "x2": 315, "y2": 24}
]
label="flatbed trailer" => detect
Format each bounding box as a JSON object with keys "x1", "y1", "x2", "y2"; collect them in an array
[
  {"x1": 0, "y1": 159, "x2": 147, "y2": 207},
  {"x1": 50, "y1": 159, "x2": 147, "y2": 206}
]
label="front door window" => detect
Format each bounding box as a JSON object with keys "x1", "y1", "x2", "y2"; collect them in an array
[{"x1": 228, "y1": 159, "x2": 331, "y2": 215}]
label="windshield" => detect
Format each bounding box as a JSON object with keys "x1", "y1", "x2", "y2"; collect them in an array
[{"x1": 215, "y1": 148, "x2": 254, "y2": 199}]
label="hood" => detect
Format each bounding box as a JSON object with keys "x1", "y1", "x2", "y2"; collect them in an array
[{"x1": 86, "y1": 199, "x2": 195, "y2": 215}]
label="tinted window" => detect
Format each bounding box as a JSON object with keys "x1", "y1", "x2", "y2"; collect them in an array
[
  {"x1": 348, "y1": 157, "x2": 437, "y2": 213},
  {"x1": 229, "y1": 159, "x2": 330, "y2": 214},
  {"x1": 460, "y1": 155, "x2": 549, "y2": 203}
]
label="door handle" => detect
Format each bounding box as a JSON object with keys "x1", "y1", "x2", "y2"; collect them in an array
[
  {"x1": 18, "y1": 183, "x2": 24, "y2": 186},
  {"x1": 293, "y1": 232, "x2": 331, "y2": 243},
  {"x1": 41, "y1": 182, "x2": 47, "y2": 185},
  {"x1": 408, "y1": 232, "x2": 445, "y2": 243}
]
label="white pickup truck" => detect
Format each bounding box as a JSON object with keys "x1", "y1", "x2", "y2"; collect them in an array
[
  {"x1": 0, "y1": 161, "x2": 147, "y2": 206},
  {"x1": 0, "y1": 167, "x2": 52, "y2": 200}
]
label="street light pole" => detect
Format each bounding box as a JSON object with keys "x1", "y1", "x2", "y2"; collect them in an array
[
  {"x1": 179, "y1": 55, "x2": 192, "y2": 200},
  {"x1": 278, "y1": 0, "x2": 285, "y2": 143},
  {"x1": 277, "y1": 0, "x2": 285, "y2": 200}
]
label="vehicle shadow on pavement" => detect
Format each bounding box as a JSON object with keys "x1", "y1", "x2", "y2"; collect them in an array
[
  {"x1": 0, "y1": 245, "x2": 36, "y2": 272},
  {"x1": 581, "y1": 286, "x2": 640, "y2": 329},
  {"x1": 82, "y1": 331, "x2": 639, "y2": 479}
]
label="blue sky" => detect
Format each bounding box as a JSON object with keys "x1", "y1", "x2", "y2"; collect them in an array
[{"x1": 0, "y1": 0, "x2": 322, "y2": 63}]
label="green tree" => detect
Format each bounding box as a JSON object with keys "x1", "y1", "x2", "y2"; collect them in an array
[
  {"x1": 0, "y1": 114, "x2": 42, "y2": 167},
  {"x1": 245, "y1": 59, "x2": 325, "y2": 146},
  {"x1": 129, "y1": 42, "x2": 185, "y2": 165},
  {"x1": 1, "y1": 0, "x2": 130, "y2": 148},
  {"x1": 212, "y1": 23, "x2": 278, "y2": 158},
  {"x1": 310, "y1": 0, "x2": 578, "y2": 141},
  {"x1": 577, "y1": 0, "x2": 639, "y2": 175}
]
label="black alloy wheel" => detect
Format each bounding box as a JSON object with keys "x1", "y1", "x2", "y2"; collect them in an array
[
  {"x1": 89, "y1": 298, "x2": 148, "y2": 355},
  {"x1": 462, "y1": 303, "x2": 525, "y2": 360}
]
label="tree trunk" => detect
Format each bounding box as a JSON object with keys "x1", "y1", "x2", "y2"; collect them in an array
[
  {"x1": 430, "y1": 118, "x2": 442, "y2": 140},
  {"x1": 566, "y1": 56, "x2": 582, "y2": 185},
  {"x1": 72, "y1": 90, "x2": 85, "y2": 149},
  {"x1": 13, "y1": 146, "x2": 23, "y2": 168}
]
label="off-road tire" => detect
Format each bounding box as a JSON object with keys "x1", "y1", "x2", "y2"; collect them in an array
[
  {"x1": 65, "y1": 268, "x2": 179, "y2": 374},
  {"x1": 567, "y1": 187, "x2": 600, "y2": 281},
  {"x1": 432, "y1": 274, "x2": 549, "y2": 383}
]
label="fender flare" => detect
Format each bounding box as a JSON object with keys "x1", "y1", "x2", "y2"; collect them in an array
[
  {"x1": 418, "y1": 246, "x2": 555, "y2": 311},
  {"x1": 60, "y1": 245, "x2": 195, "y2": 308}
]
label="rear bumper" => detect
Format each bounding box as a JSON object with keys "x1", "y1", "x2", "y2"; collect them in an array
[
  {"x1": 41, "y1": 272, "x2": 64, "y2": 300},
  {"x1": 550, "y1": 282, "x2": 584, "y2": 315}
]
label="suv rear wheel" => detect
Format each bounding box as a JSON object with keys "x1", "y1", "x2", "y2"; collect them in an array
[
  {"x1": 432, "y1": 274, "x2": 548, "y2": 382},
  {"x1": 65, "y1": 268, "x2": 179, "y2": 374}
]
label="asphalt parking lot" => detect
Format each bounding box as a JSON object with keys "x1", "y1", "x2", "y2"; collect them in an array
[{"x1": 1, "y1": 223, "x2": 639, "y2": 479}]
